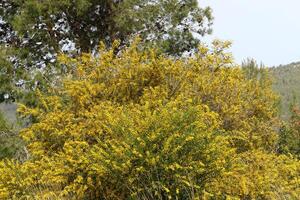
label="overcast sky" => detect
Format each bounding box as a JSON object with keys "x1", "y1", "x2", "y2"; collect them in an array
[{"x1": 200, "y1": 0, "x2": 300, "y2": 67}]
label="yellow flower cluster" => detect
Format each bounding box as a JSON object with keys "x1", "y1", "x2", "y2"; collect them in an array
[{"x1": 0, "y1": 40, "x2": 299, "y2": 199}]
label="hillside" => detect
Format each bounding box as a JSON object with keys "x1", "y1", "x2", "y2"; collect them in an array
[{"x1": 270, "y1": 62, "x2": 300, "y2": 119}]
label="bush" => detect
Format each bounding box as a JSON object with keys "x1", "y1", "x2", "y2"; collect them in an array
[{"x1": 0, "y1": 40, "x2": 299, "y2": 199}]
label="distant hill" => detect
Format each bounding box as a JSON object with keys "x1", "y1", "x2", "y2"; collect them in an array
[{"x1": 270, "y1": 62, "x2": 300, "y2": 119}]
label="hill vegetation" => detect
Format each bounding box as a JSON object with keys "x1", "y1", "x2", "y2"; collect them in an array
[{"x1": 270, "y1": 62, "x2": 300, "y2": 119}]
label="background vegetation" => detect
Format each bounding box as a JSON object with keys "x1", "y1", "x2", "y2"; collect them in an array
[{"x1": 270, "y1": 62, "x2": 300, "y2": 119}]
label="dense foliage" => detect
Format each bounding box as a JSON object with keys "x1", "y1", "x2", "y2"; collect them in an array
[{"x1": 0, "y1": 41, "x2": 299, "y2": 199}]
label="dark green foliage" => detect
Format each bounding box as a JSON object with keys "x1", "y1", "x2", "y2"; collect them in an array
[
  {"x1": 7, "y1": 0, "x2": 212, "y2": 55},
  {"x1": 0, "y1": 47, "x2": 32, "y2": 103}
]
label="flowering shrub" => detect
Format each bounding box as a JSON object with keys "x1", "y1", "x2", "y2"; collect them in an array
[{"x1": 0, "y1": 40, "x2": 299, "y2": 199}]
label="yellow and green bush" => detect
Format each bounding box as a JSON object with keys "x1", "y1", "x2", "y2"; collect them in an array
[{"x1": 0, "y1": 40, "x2": 299, "y2": 199}]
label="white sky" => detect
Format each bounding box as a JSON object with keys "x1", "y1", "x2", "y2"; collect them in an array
[{"x1": 200, "y1": 0, "x2": 300, "y2": 66}]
